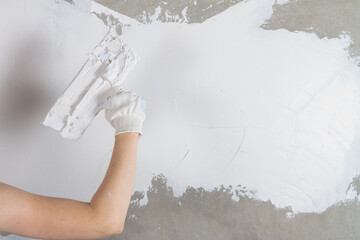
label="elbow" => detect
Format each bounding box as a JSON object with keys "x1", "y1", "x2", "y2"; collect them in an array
[
  {"x1": 101, "y1": 217, "x2": 124, "y2": 237},
  {"x1": 108, "y1": 222, "x2": 124, "y2": 236},
  {"x1": 91, "y1": 205, "x2": 125, "y2": 237}
]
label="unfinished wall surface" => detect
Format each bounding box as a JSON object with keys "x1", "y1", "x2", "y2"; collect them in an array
[
  {"x1": 93, "y1": 0, "x2": 244, "y2": 24},
  {"x1": 1, "y1": 0, "x2": 360, "y2": 239},
  {"x1": 262, "y1": 0, "x2": 360, "y2": 65}
]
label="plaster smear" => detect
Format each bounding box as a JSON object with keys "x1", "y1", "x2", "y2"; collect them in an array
[
  {"x1": 42, "y1": 22, "x2": 139, "y2": 140},
  {"x1": 114, "y1": 0, "x2": 360, "y2": 213}
]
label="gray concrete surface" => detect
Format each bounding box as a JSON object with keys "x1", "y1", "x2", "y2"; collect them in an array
[
  {"x1": 262, "y1": 0, "x2": 360, "y2": 65},
  {"x1": 98, "y1": 173, "x2": 360, "y2": 240},
  {"x1": 93, "y1": 0, "x2": 244, "y2": 24}
]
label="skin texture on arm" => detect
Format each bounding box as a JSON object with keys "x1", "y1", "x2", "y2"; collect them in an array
[{"x1": 0, "y1": 132, "x2": 139, "y2": 239}]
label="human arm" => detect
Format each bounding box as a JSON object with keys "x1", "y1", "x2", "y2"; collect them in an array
[
  {"x1": 0, "y1": 89, "x2": 146, "y2": 239},
  {"x1": 0, "y1": 132, "x2": 138, "y2": 239}
]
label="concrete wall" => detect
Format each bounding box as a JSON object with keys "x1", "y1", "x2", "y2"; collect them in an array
[{"x1": 1, "y1": 0, "x2": 359, "y2": 239}]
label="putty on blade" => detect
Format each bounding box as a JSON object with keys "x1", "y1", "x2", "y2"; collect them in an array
[{"x1": 43, "y1": 31, "x2": 139, "y2": 140}]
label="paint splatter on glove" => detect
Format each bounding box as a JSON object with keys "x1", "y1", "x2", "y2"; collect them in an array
[{"x1": 105, "y1": 88, "x2": 146, "y2": 137}]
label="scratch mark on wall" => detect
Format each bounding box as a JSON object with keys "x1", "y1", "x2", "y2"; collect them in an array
[
  {"x1": 228, "y1": 126, "x2": 246, "y2": 165},
  {"x1": 173, "y1": 93, "x2": 192, "y2": 167},
  {"x1": 175, "y1": 149, "x2": 190, "y2": 168},
  {"x1": 283, "y1": 180, "x2": 318, "y2": 210}
]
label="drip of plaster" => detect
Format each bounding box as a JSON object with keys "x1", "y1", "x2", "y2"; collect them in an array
[{"x1": 42, "y1": 28, "x2": 139, "y2": 140}]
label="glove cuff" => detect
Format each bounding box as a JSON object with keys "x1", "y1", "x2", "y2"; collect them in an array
[{"x1": 112, "y1": 114, "x2": 144, "y2": 137}]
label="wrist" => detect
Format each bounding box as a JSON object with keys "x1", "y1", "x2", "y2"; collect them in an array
[
  {"x1": 115, "y1": 132, "x2": 140, "y2": 140},
  {"x1": 112, "y1": 114, "x2": 144, "y2": 136}
]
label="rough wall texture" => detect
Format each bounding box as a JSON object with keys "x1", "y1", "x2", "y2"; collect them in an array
[
  {"x1": 93, "y1": 0, "x2": 244, "y2": 23},
  {"x1": 95, "y1": 0, "x2": 360, "y2": 63},
  {"x1": 99, "y1": 174, "x2": 360, "y2": 240},
  {"x1": 262, "y1": 0, "x2": 360, "y2": 65}
]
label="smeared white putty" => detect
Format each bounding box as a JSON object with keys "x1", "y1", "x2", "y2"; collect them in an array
[
  {"x1": 43, "y1": 29, "x2": 139, "y2": 140},
  {"x1": 119, "y1": 0, "x2": 360, "y2": 213}
]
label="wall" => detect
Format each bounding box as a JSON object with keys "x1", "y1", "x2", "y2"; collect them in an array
[{"x1": 0, "y1": 0, "x2": 359, "y2": 239}]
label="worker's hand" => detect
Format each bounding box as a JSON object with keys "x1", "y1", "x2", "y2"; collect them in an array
[{"x1": 105, "y1": 88, "x2": 146, "y2": 137}]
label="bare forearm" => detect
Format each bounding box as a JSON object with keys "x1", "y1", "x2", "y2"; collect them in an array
[
  {"x1": 0, "y1": 88, "x2": 144, "y2": 239},
  {"x1": 0, "y1": 183, "x2": 104, "y2": 240},
  {"x1": 90, "y1": 132, "x2": 139, "y2": 232},
  {"x1": 0, "y1": 132, "x2": 139, "y2": 239}
]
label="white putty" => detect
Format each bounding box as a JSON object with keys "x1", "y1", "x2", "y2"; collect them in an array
[
  {"x1": 42, "y1": 30, "x2": 139, "y2": 140},
  {"x1": 119, "y1": 0, "x2": 360, "y2": 213}
]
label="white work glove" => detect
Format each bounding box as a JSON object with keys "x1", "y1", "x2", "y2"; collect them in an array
[{"x1": 105, "y1": 88, "x2": 146, "y2": 137}]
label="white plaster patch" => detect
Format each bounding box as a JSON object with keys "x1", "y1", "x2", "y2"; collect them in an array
[{"x1": 119, "y1": 0, "x2": 360, "y2": 213}]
